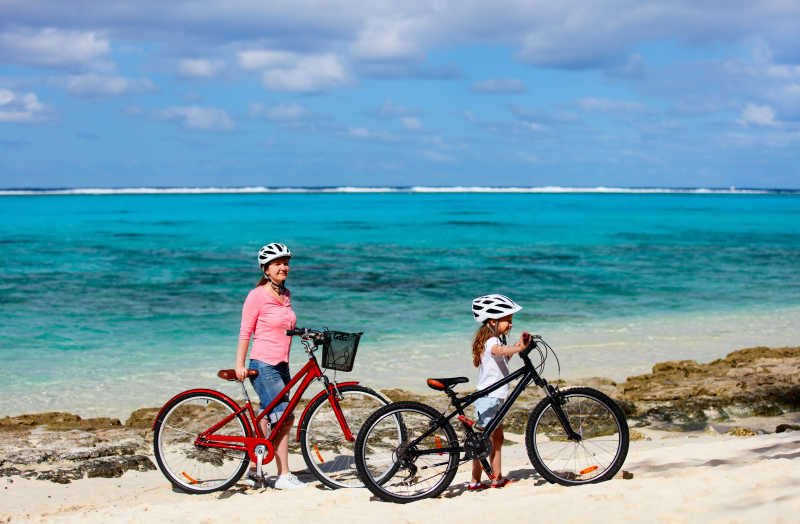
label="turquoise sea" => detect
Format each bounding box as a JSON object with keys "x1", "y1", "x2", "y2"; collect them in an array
[{"x1": 1, "y1": 188, "x2": 799, "y2": 418}]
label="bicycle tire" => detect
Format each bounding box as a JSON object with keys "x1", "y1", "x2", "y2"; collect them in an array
[
  {"x1": 298, "y1": 384, "x2": 391, "y2": 489},
  {"x1": 153, "y1": 390, "x2": 251, "y2": 494},
  {"x1": 355, "y1": 401, "x2": 459, "y2": 503},
  {"x1": 525, "y1": 387, "x2": 629, "y2": 486}
]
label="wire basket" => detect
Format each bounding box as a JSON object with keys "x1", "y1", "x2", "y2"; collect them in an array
[{"x1": 321, "y1": 331, "x2": 363, "y2": 372}]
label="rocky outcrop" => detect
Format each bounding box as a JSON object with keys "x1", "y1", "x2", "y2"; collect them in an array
[
  {"x1": 618, "y1": 346, "x2": 800, "y2": 430},
  {"x1": 0, "y1": 345, "x2": 797, "y2": 483},
  {"x1": 0, "y1": 413, "x2": 155, "y2": 484},
  {"x1": 378, "y1": 347, "x2": 800, "y2": 433}
]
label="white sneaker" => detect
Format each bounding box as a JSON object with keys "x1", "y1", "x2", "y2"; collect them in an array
[{"x1": 273, "y1": 473, "x2": 307, "y2": 490}]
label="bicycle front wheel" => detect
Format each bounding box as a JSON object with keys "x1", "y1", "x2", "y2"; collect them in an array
[
  {"x1": 153, "y1": 391, "x2": 250, "y2": 494},
  {"x1": 525, "y1": 387, "x2": 629, "y2": 485},
  {"x1": 299, "y1": 384, "x2": 391, "y2": 489},
  {"x1": 355, "y1": 401, "x2": 459, "y2": 503}
]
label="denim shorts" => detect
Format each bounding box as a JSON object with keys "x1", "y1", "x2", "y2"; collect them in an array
[
  {"x1": 248, "y1": 359, "x2": 291, "y2": 423},
  {"x1": 474, "y1": 396, "x2": 503, "y2": 430}
]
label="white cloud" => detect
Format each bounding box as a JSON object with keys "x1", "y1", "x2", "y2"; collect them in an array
[
  {"x1": 578, "y1": 98, "x2": 646, "y2": 113},
  {"x1": 423, "y1": 150, "x2": 455, "y2": 163},
  {"x1": 0, "y1": 88, "x2": 50, "y2": 123},
  {"x1": 237, "y1": 50, "x2": 295, "y2": 71},
  {"x1": 471, "y1": 78, "x2": 526, "y2": 94},
  {"x1": 157, "y1": 106, "x2": 235, "y2": 131},
  {"x1": 0, "y1": 27, "x2": 110, "y2": 68},
  {"x1": 62, "y1": 74, "x2": 156, "y2": 97},
  {"x1": 374, "y1": 99, "x2": 417, "y2": 118},
  {"x1": 345, "y1": 126, "x2": 398, "y2": 142},
  {"x1": 249, "y1": 102, "x2": 311, "y2": 121},
  {"x1": 261, "y1": 54, "x2": 349, "y2": 93},
  {"x1": 6, "y1": 2, "x2": 800, "y2": 73},
  {"x1": 739, "y1": 103, "x2": 778, "y2": 127},
  {"x1": 401, "y1": 116, "x2": 422, "y2": 130},
  {"x1": 350, "y1": 17, "x2": 424, "y2": 60},
  {"x1": 521, "y1": 121, "x2": 546, "y2": 132},
  {"x1": 178, "y1": 59, "x2": 224, "y2": 78}
]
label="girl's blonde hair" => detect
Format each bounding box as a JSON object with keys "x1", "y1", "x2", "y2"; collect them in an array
[{"x1": 472, "y1": 322, "x2": 495, "y2": 367}]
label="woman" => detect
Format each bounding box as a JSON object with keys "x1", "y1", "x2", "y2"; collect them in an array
[{"x1": 235, "y1": 242, "x2": 306, "y2": 490}]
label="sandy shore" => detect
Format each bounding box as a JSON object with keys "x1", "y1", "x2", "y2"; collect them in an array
[
  {"x1": 3, "y1": 346, "x2": 798, "y2": 522},
  {"x1": 3, "y1": 426, "x2": 798, "y2": 523}
]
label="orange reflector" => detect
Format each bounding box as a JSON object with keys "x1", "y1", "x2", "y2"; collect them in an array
[
  {"x1": 579, "y1": 466, "x2": 598, "y2": 475},
  {"x1": 435, "y1": 436, "x2": 443, "y2": 455},
  {"x1": 314, "y1": 444, "x2": 325, "y2": 464},
  {"x1": 182, "y1": 472, "x2": 199, "y2": 484}
]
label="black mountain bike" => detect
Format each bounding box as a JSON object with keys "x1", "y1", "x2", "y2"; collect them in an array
[{"x1": 354, "y1": 333, "x2": 629, "y2": 503}]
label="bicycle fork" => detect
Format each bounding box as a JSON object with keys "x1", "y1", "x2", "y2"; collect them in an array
[{"x1": 544, "y1": 385, "x2": 582, "y2": 442}]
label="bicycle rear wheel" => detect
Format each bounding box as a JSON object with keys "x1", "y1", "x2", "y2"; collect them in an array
[
  {"x1": 525, "y1": 387, "x2": 629, "y2": 485},
  {"x1": 299, "y1": 385, "x2": 391, "y2": 489},
  {"x1": 153, "y1": 391, "x2": 250, "y2": 494},
  {"x1": 355, "y1": 401, "x2": 459, "y2": 503}
]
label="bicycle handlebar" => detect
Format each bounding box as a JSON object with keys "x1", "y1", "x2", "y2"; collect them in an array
[
  {"x1": 286, "y1": 327, "x2": 327, "y2": 344},
  {"x1": 520, "y1": 331, "x2": 535, "y2": 357}
]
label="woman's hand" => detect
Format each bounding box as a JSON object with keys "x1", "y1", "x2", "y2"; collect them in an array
[{"x1": 235, "y1": 339, "x2": 250, "y2": 381}]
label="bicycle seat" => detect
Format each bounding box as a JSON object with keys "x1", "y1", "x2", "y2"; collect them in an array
[
  {"x1": 426, "y1": 377, "x2": 469, "y2": 391},
  {"x1": 217, "y1": 369, "x2": 258, "y2": 381}
]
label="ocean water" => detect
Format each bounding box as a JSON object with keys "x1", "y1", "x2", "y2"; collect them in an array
[{"x1": 1, "y1": 189, "x2": 799, "y2": 418}]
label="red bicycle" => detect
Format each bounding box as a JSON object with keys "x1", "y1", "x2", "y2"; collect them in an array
[{"x1": 152, "y1": 328, "x2": 396, "y2": 493}]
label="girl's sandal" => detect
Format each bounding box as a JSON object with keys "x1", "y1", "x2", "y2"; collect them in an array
[
  {"x1": 468, "y1": 482, "x2": 489, "y2": 491},
  {"x1": 491, "y1": 477, "x2": 512, "y2": 488}
]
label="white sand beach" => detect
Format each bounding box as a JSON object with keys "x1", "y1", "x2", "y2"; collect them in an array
[{"x1": 3, "y1": 427, "x2": 798, "y2": 523}]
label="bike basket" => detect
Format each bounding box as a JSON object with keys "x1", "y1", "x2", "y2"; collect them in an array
[{"x1": 321, "y1": 331, "x2": 362, "y2": 372}]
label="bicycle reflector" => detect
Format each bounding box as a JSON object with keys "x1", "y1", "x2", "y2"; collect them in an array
[
  {"x1": 182, "y1": 472, "x2": 199, "y2": 484},
  {"x1": 579, "y1": 466, "x2": 599, "y2": 475}
]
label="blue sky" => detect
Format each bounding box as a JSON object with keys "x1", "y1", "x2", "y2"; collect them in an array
[{"x1": 1, "y1": 1, "x2": 799, "y2": 189}]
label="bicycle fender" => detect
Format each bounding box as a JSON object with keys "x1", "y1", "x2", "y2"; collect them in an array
[
  {"x1": 152, "y1": 388, "x2": 254, "y2": 436},
  {"x1": 295, "y1": 381, "x2": 360, "y2": 441}
]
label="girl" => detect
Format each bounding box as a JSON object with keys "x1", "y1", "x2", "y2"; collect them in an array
[
  {"x1": 235, "y1": 242, "x2": 306, "y2": 490},
  {"x1": 469, "y1": 294, "x2": 528, "y2": 490}
]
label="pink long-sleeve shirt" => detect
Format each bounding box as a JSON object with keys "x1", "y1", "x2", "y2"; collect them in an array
[{"x1": 239, "y1": 286, "x2": 297, "y2": 365}]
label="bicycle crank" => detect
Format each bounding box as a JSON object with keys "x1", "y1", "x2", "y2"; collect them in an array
[{"x1": 254, "y1": 444, "x2": 267, "y2": 479}]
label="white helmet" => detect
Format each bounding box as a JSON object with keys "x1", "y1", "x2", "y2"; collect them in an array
[
  {"x1": 257, "y1": 243, "x2": 292, "y2": 268},
  {"x1": 472, "y1": 294, "x2": 522, "y2": 323}
]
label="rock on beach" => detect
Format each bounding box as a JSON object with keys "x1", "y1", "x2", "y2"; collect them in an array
[{"x1": 0, "y1": 345, "x2": 798, "y2": 484}]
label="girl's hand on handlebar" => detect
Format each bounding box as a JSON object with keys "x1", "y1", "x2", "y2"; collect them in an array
[{"x1": 235, "y1": 364, "x2": 248, "y2": 381}]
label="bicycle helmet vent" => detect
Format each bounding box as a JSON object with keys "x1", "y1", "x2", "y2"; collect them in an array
[
  {"x1": 472, "y1": 294, "x2": 522, "y2": 323},
  {"x1": 257, "y1": 243, "x2": 292, "y2": 268}
]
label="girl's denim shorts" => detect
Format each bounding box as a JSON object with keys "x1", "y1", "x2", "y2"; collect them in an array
[
  {"x1": 248, "y1": 359, "x2": 291, "y2": 423},
  {"x1": 474, "y1": 396, "x2": 503, "y2": 430}
]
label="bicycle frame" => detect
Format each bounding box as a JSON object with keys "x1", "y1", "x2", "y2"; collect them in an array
[
  {"x1": 191, "y1": 347, "x2": 355, "y2": 465},
  {"x1": 409, "y1": 343, "x2": 580, "y2": 460}
]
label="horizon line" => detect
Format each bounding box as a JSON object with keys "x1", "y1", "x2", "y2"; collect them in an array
[{"x1": 1, "y1": 185, "x2": 799, "y2": 196}]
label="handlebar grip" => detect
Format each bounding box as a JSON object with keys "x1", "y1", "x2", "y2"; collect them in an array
[
  {"x1": 286, "y1": 328, "x2": 305, "y2": 336},
  {"x1": 520, "y1": 332, "x2": 536, "y2": 357}
]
